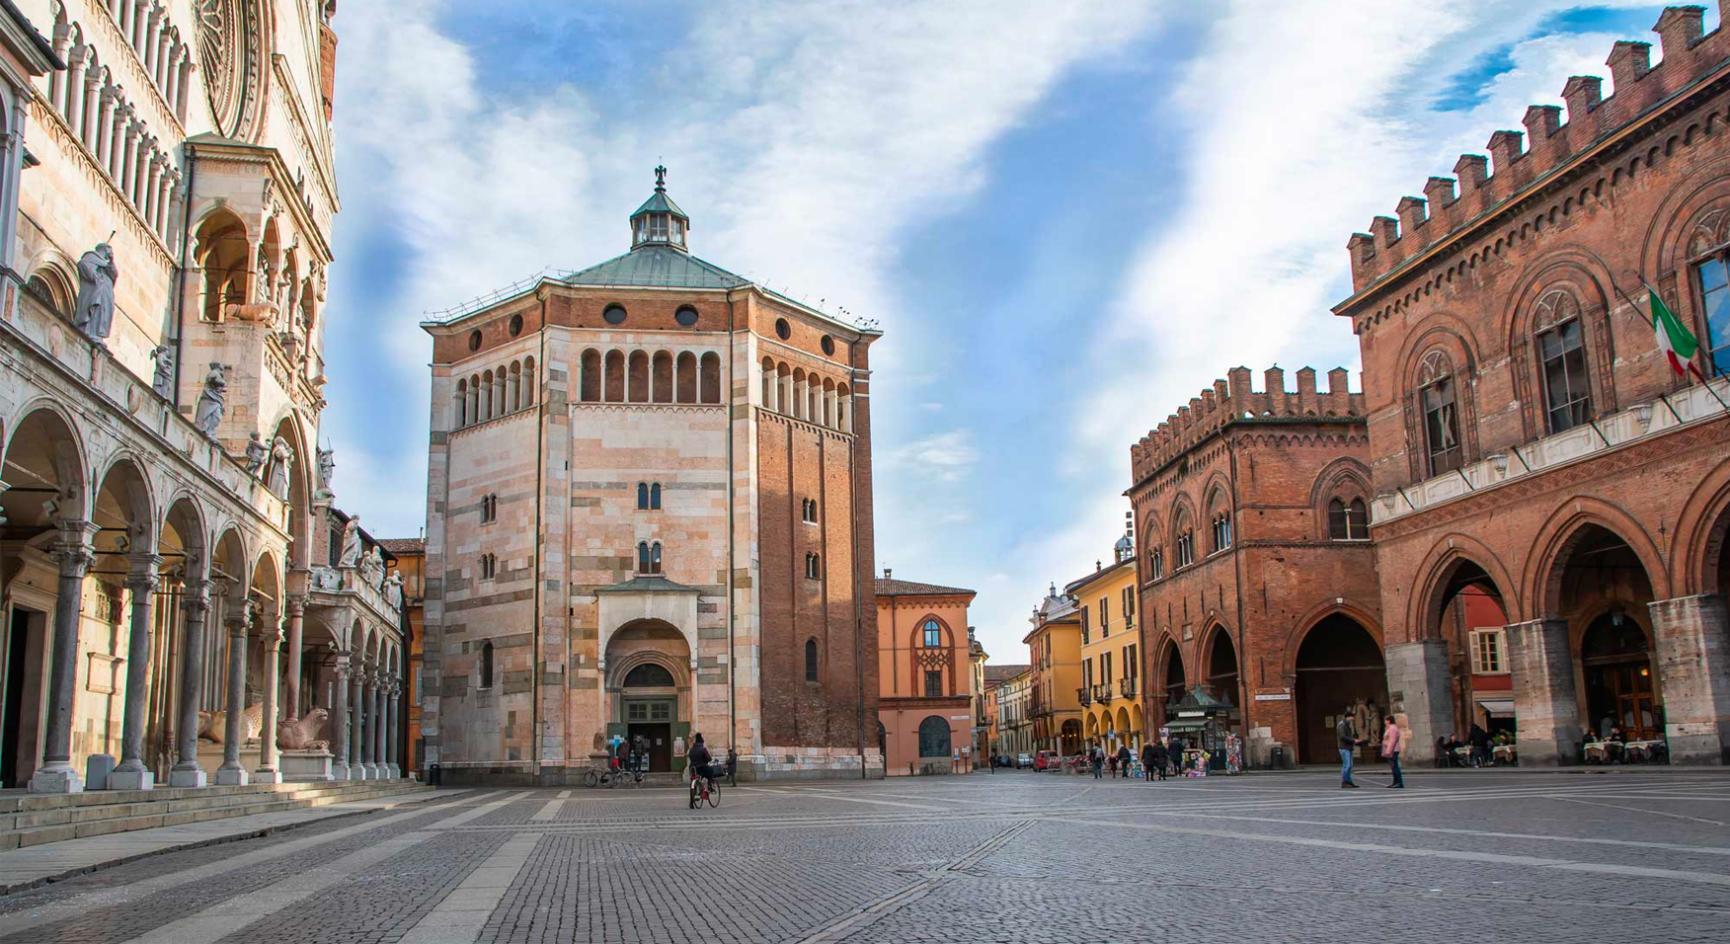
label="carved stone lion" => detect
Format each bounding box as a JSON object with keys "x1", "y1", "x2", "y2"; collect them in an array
[
  {"x1": 277, "y1": 707, "x2": 330, "y2": 752},
  {"x1": 197, "y1": 700, "x2": 264, "y2": 745}
]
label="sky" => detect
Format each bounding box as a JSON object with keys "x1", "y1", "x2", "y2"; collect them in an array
[{"x1": 323, "y1": 0, "x2": 1688, "y2": 667}]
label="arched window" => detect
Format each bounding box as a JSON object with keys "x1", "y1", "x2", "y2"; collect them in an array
[
  {"x1": 455, "y1": 379, "x2": 468, "y2": 427},
  {"x1": 1692, "y1": 251, "x2": 1730, "y2": 376},
  {"x1": 479, "y1": 641, "x2": 494, "y2": 688},
  {"x1": 1148, "y1": 547, "x2": 1164, "y2": 580},
  {"x1": 805, "y1": 552, "x2": 821, "y2": 580},
  {"x1": 521, "y1": 357, "x2": 536, "y2": 407},
  {"x1": 604, "y1": 350, "x2": 625, "y2": 402},
  {"x1": 637, "y1": 541, "x2": 663, "y2": 575},
  {"x1": 1173, "y1": 512, "x2": 1195, "y2": 569},
  {"x1": 637, "y1": 482, "x2": 649, "y2": 510},
  {"x1": 1210, "y1": 513, "x2": 1233, "y2": 553},
  {"x1": 194, "y1": 210, "x2": 251, "y2": 322},
  {"x1": 922, "y1": 619, "x2": 942, "y2": 648},
  {"x1": 623, "y1": 663, "x2": 675, "y2": 687},
  {"x1": 650, "y1": 483, "x2": 662, "y2": 510},
  {"x1": 1418, "y1": 351, "x2": 1462, "y2": 476},
  {"x1": 580, "y1": 349, "x2": 602, "y2": 402},
  {"x1": 677, "y1": 352, "x2": 699, "y2": 403},
  {"x1": 699, "y1": 352, "x2": 721, "y2": 403},
  {"x1": 805, "y1": 638, "x2": 819, "y2": 682},
  {"x1": 1533, "y1": 290, "x2": 1593, "y2": 433},
  {"x1": 917, "y1": 716, "x2": 951, "y2": 758},
  {"x1": 652, "y1": 351, "x2": 674, "y2": 402},
  {"x1": 628, "y1": 350, "x2": 650, "y2": 403},
  {"x1": 1328, "y1": 497, "x2": 1369, "y2": 540}
]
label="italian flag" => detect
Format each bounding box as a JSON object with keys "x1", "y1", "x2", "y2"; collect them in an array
[{"x1": 1650, "y1": 288, "x2": 1704, "y2": 379}]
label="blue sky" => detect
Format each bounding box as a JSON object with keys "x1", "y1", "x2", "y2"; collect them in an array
[{"x1": 324, "y1": 1, "x2": 1693, "y2": 664}]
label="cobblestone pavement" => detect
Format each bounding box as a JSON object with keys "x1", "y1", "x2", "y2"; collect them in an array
[{"x1": 3, "y1": 771, "x2": 1729, "y2": 943}]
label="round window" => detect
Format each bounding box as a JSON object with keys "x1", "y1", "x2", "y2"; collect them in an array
[
  {"x1": 467, "y1": 330, "x2": 482, "y2": 352},
  {"x1": 775, "y1": 318, "x2": 791, "y2": 340},
  {"x1": 675, "y1": 305, "x2": 699, "y2": 327},
  {"x1": 603, "y1": 304, "x2": 627, "y2": 325},
  {"x1": 820, "y1": 335, "x2": 835, "y2": 356},
  {"x1": 509, "y1": 313, "x2": 524, "y2": 336}
]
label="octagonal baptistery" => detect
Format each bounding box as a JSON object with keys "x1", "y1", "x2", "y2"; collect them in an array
[{"x1": 420, "y1": 171, "x2": 884, "y2": 783}]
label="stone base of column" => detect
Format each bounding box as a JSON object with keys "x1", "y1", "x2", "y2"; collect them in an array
[
  {"x1": 333, "y1": 763, "x2": 353, "y2": 781},
  {"x1": 168, "y1": 764, "x2": 207, "y2": 788},
  {"x1": 1508, "y1": 618, "x2": 1584, "y2": 766},
  {"x1": 214, "y1": 764, "x2": 250, "y2": 786},
  {"x1": 252, "y1": 768, "x2": 283, "y2": 784},
  {"x1": 1385, "y1": 640, "x2": 1454, "y2": 766},
  {"x1": 27, "y1": 763, "x2": 84, "y2": 794},
  {"x1": 106, "y1": 766, "x2": 155, "y2": 791},
  {"x1": 386, "y1": 764, "x2": 400, "y2": 779},
  {"x1": 1650, "y1": 594, "x2": 1730, "y2": 765}
]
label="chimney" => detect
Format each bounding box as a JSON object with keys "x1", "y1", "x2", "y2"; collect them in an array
[{"x1": 883, "y1": 567, "x2": 892, "y2": 581}]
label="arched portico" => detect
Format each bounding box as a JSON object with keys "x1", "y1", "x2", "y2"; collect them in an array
[
  {"x1": 1293, "y1": 614, "x2": 1388, "y2": 765},
  {"x1": 604, "y1": 620, "x2": 691, "y2": 772}
]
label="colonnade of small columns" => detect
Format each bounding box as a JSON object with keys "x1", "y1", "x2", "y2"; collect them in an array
[
  {"x1": 454, "y1": 355, "x2": 537, "y2": 428},
  {"x1": 760, "y1": 357, "x2": 852, "y2": 432}
]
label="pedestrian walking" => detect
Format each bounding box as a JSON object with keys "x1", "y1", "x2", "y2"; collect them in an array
[
  {"x1": 1090, "y1": 745, "x2": 1104, "y2": 779},
  {"x1": 1167, "y1": 736, "x2": 1185, "y2": 777},
  {"x1": 1382, "y1": 715, "x2": 1405, "y2": 788},
  {"x1": 1116, "y1": 745, "x2": 1132, "y2": 780},
  {"x1": 1107, "y1": 750, "x2": 1118, "y2": 778},
  {"x1": 1337, "y1": 710, "x2": 1361, "y2": 788},
  {"x1": 726, "y1": 746, "x2": 738, "y2": 786},
  {"x1": 1146, "y1": 741, "x2": 1167, "y2": 781}
]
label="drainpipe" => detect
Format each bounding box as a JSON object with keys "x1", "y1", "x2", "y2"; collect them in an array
[
  {"x1": 725, "y1": 295, "x2": 737, "y2": 764},
  {"x1": 169, "y1": 145, "x2": 197, "y2": 410}
]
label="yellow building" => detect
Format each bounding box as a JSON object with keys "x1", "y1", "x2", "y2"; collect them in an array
[
  {"x1": 995, "y1": 668, "x2": 1034, "y2": 758},
  {"x1": 1023, "y1": 585, "x2": 1084, "y2": 757},
  {"x1": 1068, "y1": 535, "x2": 1144, "y2": 755}
]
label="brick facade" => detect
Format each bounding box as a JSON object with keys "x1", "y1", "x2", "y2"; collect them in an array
[
  {"x1": 1128, "y1": 368, "x2": 1380, "y2": 766},
  {"x1": 1336, "y1": 7, "x2": 1730, "y2": 765}
]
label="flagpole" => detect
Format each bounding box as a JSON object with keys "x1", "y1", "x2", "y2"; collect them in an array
[{"x1": 1617, "y1": 281, "x2": 1730, "y2": 414}]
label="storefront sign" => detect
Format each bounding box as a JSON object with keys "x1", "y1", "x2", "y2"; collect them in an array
[{"x1": 1254, "y1": 693, "x2": 1292, "y2": 701}]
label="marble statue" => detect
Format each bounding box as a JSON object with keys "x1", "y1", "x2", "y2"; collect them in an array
[
  {"x1": 360, "y1": 545, "x2": 385, "y2": 588},
  {"x1": 315, "y1": 447, "x2": 335, "y2": 500},
  {"x1": 149, "y1": 343, "x2": 175, "y2": 398},
  {"x1": 276, "y1": 707, "x2": 330, "y2": 752},
  {"x1": 194, "y1": 363, "x2": 226, "y2": 438},
  {"x1": 72, "y1": 243, "x2": 118, "y2": 343},
  {"x1": 242, "y1": 432, "x2": 267, "y2": 475},
  {"x1": 268, "y1": 436, "x2": 294, "y2": 498},
  {"x1": 384, "y1": 572, "x2": 404, "y2": 610},
  {"x1": 197, "y1": 701, "x2": 264, "y2": 744},
  {"x1": 338, "y1": 516, "x2": 362, "y2": 567}
]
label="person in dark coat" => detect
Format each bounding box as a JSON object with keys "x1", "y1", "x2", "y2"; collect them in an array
[
  {"x1": 1146, "y1": 741, "x2": 1167, "y2": 781},
  {"x1": 1115, "y1": 745, "x2": 1132, "y2": 779}
]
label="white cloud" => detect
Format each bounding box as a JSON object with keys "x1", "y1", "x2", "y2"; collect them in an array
[{"x1": 886, "y1": 429, "x2": 980, "y2": 484}]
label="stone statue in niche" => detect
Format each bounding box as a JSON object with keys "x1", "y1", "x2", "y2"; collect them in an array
[
  {"x1": 338, "y1": 516, "x2": 362, "y2": 567},
  {"x1": 72, "y1": 243, "x2": 118, "y2": 343},
  {"x1": 242, "y1": 431, "x2": 267, "y2": 475},
  {"x1": 268, "y1": 436, "x2": 293, "y2": 498},
  {"x1": 149, "y1": 343, "x2": 175, "y2": 398},
  {"x1": 315, "y1": 447, "x2": 335, "y2": 500},
  {"x1": 194, "y1": 363, "x2": 227, "y2": 438},
  {"x1": 384, "y1": 572, "x2": 403, "y2": 610}
]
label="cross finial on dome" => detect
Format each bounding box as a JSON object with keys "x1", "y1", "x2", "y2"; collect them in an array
[{"x1": 654, "y1": 164, "x2": 667, "y2": 191}]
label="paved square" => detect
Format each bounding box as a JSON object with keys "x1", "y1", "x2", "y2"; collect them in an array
[{"x1": 2, "y1": 771, "x2": 1729, "y2": 943}]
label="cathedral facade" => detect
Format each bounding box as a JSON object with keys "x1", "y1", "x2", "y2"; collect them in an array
[
  {"x1": 420, "y1": 173, "x2": 884, "y2": 783},
  {"x1": 1, "y1": 2, "x2": 406, "y2": 794}
]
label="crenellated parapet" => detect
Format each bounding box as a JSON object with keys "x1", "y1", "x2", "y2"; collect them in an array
[
  {"x1": 1128, "y1": 366, "x2": 1364, "y2": 484},
  {"x1": 1346, "y1": 5, "x2": 1730, "y2": 293}
]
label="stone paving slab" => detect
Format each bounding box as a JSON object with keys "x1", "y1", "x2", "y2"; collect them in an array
[{"x1": 0, "y1": 787, "x2": 463, "y2": 894}]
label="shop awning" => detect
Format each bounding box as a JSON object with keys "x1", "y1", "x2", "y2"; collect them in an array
[{"x1": 1476, "y1": 698, "x2": 1515, "y2": 718}]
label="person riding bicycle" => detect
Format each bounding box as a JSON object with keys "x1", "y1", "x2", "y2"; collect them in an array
[{"x1": 686, "y1": 732, "x2": 716, "y2": 785}]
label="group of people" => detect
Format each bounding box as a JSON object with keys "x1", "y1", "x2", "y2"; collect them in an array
[
  {"x1": 1337, "y1": 708, "x2": 1407, "y2": 789},
  {"x1": 1080, "y1": 737, "x2": 1193, "y2": 780}
]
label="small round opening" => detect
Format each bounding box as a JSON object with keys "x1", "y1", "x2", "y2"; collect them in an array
[
  {"x1": 603, "y1": 304, "x2": 627, "y2": 325},
  {"x1": 775, "y1": 318, "x2": 791, "y2": 341},
  {"x1": 675, "y1": 305, "x2": 699, "y2": 327},
  {"x1": 508, "y1": 313, "x2": 524, "y2": 336},
  {"x1": 467, "y1": 330, "x2": 482, "y2": 352},
  {"x1": 820, "y1": 335, "x2": 835, "y2": 356}
]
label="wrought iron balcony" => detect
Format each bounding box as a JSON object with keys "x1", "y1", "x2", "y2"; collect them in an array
[
  {"x1": 1076, "y1": 686, "x2": 1092, "y2": 707},
  {"x1": 1119, "y1": 677, "x2": 1138, "y2": 698},
  {"x1": 1093, "y1": 683, "x2": 1114, "y2": 703}
]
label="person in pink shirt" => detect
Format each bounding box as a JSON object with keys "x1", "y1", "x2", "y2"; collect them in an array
[{"x1": 1381, "y1": 714, "x2": 1406, "y2": 788}]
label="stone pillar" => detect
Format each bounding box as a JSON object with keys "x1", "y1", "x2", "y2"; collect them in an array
[
  {"x1": 386, "y1": 678, "x2": 400, "y2": 778},
  {"x1": 28, "y1": 523, "x2": 98, "y2": 794},
  {"x1": 331, "y1": 651, "x2": 351, "y2": 780},
  {"x1": 64, "y1": 48, "x2": 86, "y2": 135},
  {"x1": 1383, "y1": 639, "x2": 1454, "y2": 766},
  {"x1": 215, "y1": 603, "x2": 252, "y2": 785},
  {"x1": 94, "y1": 86, "x2": 117, "y2": 167},
  {"x1": 1506, "y1": 618, "x2": 1582, "y2": 766},
  {"x1": 350, "y1": 660, "x2": 367, "y2": 779},
  {"x1": 170, "y1": 580, "x2": 211, "y2": 786},
  {"x1": 368, "y1": 671, "x2": 383, "y2": 778},
  {"x1": 1649, "y1": 594, "x2": 1730, "y2": 765},
  {"x1": 283, "y1": 596, "x2": 306, "y2": 720},
  {"x1": 110, "y1": 554, "x2": 163, "y2": 790},
  {"x1": 254, "y1": 609, "x2": 284, "y2": 783}
]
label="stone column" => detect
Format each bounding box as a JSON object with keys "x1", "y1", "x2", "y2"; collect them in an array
[
  {"x1": 94, "y1": 86, "x2": 117, "y2": 167},
  {"x1": 368, "y1": 670, "x2": 383, "y2": 778},
  {"x1": 254, "y1": 609, "x2": 284, "y2": 783},
  {"x1": 80, "y1": 73, "x2": 101, "y2": 149},
  {"x1": 1506, "y1": 617, "x2": 1582, "y2": 766},
  {"x1": 331, "y1": 650, "x2": 351, "y2": 780},
  {"x1": 1649, "y1": 594, "x2": 1730, "y2": 765},
  {"x1": 1383, "y1": 639, "x2": 1454, "y2": 766},
  {"x1": 64, "y1": 48, "x2": 86, "y2": 134},
  {"x1": 215, "y1": 602, "x2": 252, "y2": 785},
  {"x1": 386, "y1": 678, "x2": 400, "y2": 778},
  {"x1": 170, "y1": 580, "x2": 211, "y2": 786},
  {"x1": 283, "y1": 596, "x2": 306, "y2": 720},
  {"x1": 350, "y1": 660, "x2": 367, "y2": 779},
  {"x1": 110, "y1": 554, "x2": 163, "y2": 790},
  {"x1": 28, "y1": 523, "x2": 98, "y2": 794}
]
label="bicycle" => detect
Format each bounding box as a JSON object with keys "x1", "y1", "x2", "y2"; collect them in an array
[{"x1": 688, "y1": 768, "x2": 720, "y2": 809}]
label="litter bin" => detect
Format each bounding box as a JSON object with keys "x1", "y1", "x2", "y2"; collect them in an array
[
  {"x1": 1270, "y1": 746, "x2": 1287, "y2": 770},
  {"x1": 428, "y1": 763, "x2": 441, "y2": 786}
]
